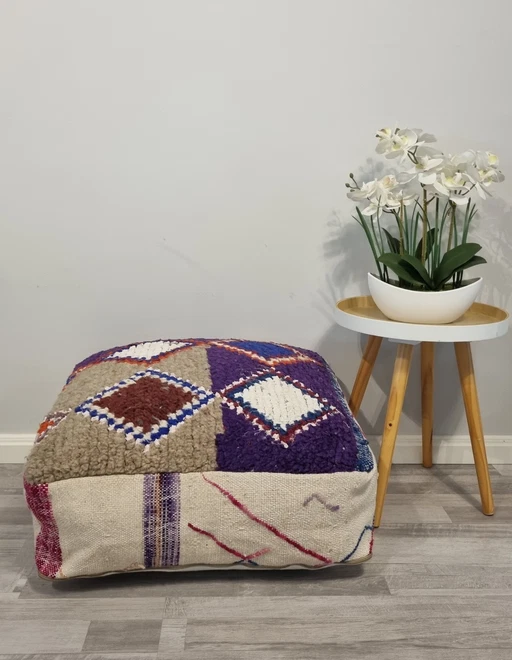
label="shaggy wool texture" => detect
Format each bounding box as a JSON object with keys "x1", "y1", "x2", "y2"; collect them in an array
[{"x1": 24, "y1": 338, "x2": 377, "y2": 579}]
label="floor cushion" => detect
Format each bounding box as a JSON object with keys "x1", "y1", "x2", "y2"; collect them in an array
[{"x1": 24, "y1": 338, "x2": 377, "y2": 579}]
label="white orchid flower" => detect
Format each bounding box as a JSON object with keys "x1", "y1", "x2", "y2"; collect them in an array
[
  {"x1": 406, "y1": 155, "x2": 444, "y2": 185},
  {"x1": 347, "y1": 174, "x2": 399, "y2": 206},
  {"x1": 412, "y1": 128, "x2": 437, "y2": 144},
  {"x1": 469, "y1": 175, "x2": 491, "y2": 200},
  {"x1": 375, "y1": 128, "x2": 396, "y2": 159},
  {"x1": 384, "y1": 188, "x2": 417, "y2": 210},
  {"x1": 373, "y1": 174, "x2": 399, "y2": 201},
  {"x1": 347, "y1": 179, "x2": 378, "y2": 202},
  {"x1": 475, "y1": 151, "x2": 500, "y2": 170},
  {"x1": 466, "y1": 165, "x2": 505, "y2": 199},
  {"x1": 376, "y1": 128, "x2": 394, "y2": 141},
  {"x1": 482, "y1": 167, "x2": 504, "y2": 183},
  {"x1": 353, "y1": 130, "x2": 504, "y2": 215},
  {"x1": 452, "y1": 150, "x2": 476, "y2": 167},
  {"x1": 376, "y1": 128, "x2": 424, "y2": 163},
  {"x1": 487, "y1": 152, "x2": 500, "y2": 168},
  {"x1": 415, "y1": 145, "x2": 442, "y2": 159},
  {"x1": 360, "y1": 199, "x2": 383, "y2": 217},
  {"x1": 441, "y1": 154, "x2": 471, "y2": 175},
  {"x1": 435, "y1": 170, "x2": 469, "y2": 192},
  {"x1": 448, "y1": 194, "x2": 471, "y2": 206},
  {"x1": 359, "y1": 176, "x2": 412, "y2": 217},
  {"x1": 361, "y1": 188, "x2": 415, "y2": 217},
  {"x1": 471, "y1": 151, "x2": 504, "y2": 197},
  {"x1": 434, "y1": 170, "x2": 471, "y2": 205}
]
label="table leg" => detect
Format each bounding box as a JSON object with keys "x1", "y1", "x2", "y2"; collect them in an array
[
  {"x1": 349, "y1": 336, "x2": 383, "y2": 416},
  {"x1": 454, "y1": 342, "x2": 495, "y2": 516},
  {"x1": 421, "y1": 342, "x2": 435, "y2": 468},
  {"x1": 374, "y1": 343, "x2": 414, "y2": 528}
]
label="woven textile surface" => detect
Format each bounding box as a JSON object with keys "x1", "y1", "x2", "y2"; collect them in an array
[{"x1": 24, "y1": 338, "x2": 377, "y2": 579}]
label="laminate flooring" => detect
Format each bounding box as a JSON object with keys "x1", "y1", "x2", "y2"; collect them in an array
[{"x1": 1, "y1": 463, "x2": 512, "y2": 659}]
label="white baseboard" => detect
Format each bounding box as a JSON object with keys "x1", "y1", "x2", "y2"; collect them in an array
[
  {"x1": 0, "y1": 435, "x2": 35, "y2": 463},
  {"x1": 0, "y1": 433, "x2": 35, "y2": 463},
  {"x1": 1, "y1": 433, "x2": 512, "y2": 465},
  {"x1": 367, "y1": 435, "x2": 512, "y2": 465}
]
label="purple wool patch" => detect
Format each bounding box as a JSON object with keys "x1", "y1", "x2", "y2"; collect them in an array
[
  {"x1": 216, "y1": 405, "x2": 357, "y2": 473},
  {"x1": 271, "y1": 360, "x2": 343, "y2": 408},
  {"x1": 208, "y1": 341, "x2": 360, "y2": 474},
  {"x1": 207, "y1": 345, "x2": 266, "y2": 390}
]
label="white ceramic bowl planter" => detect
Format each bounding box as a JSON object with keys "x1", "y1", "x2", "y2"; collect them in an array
[{"x1": 368, "y1": 273, "x2": 483, "y2": 324}]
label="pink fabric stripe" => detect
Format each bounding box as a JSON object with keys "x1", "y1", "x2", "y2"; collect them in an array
[
  {"x1": 245, "y1": 547, "x2": 271, "y2": 560},
  {"x1": 188, "y1": 523, "x2": 270, "y2": 562},
  {"x1": 188, "y1": 523, "x2": 247, "y2": 559},
  {"x1": 24, "y1": 480, "x2": 62, "y2": 578}
]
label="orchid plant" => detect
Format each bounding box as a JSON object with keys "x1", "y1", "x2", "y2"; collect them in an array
[{"x1": 346, "y1": 128, "x2": 505, "y2": 291}]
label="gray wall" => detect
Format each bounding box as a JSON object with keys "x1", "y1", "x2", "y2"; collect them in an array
[{"x1": 1, "y1": 0, "x2": 511, "y2": 438}]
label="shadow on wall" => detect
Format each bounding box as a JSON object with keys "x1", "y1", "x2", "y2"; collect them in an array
[
  {"x1": 475, "y1": 196, "x2": 512, "y2": 311},
  {"x1": 313, "y1": 169, "x2": 512, "y2": 438}
]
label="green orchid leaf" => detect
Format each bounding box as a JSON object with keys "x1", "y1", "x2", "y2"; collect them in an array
[
  {"x1": 442, "y1": 256, "x2": 487, "y2": 289},
  {"x1": 459, "y1": 255, "x2": 487, "y2": 271},
  {"x1": 415, "y1": 228, "x2": 437, "y2": 261},
  {"x1": 434, "y1": 243, "x2": 482, "y2": 289},
  {"x1": 395, "y1": 253, "x2": 434, "y2": 289},
  {"x1": 378, "y1": 253, "x2": 427, "y2": 288},
  {"x1": 383, "y1": 228, "x2": 401, "y2": 254}
]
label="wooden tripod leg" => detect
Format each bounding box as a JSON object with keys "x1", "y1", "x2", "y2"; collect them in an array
[
  {"x1": 454, "y1": 342, "x2": 495, "y2": 516},
  {"x1": 374, "y1": 343, "x2": 414, "y2": 528},
  {"x1": 421, "y1": 342, "x2": 435, "y2": 468},
  {"x1": 349, "y1": 336, "x2": 383, "y2": 416}
]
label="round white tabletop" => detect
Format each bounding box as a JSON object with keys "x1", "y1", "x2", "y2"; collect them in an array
[{"x1": 335, "y1": 296, "x2": 509, "y2": 343}]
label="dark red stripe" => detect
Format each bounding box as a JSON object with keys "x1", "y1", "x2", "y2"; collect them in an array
[
  {"x1": 188, "y1": 523, "x2": 246, "y2": 559},
  {"x1": 202, "y1": 475, "x2": 332, "y2": 564}
]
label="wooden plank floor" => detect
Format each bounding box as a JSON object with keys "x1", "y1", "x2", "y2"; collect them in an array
[{"x1": 1, "y1": 462, "x2": 512, "y2": 658}]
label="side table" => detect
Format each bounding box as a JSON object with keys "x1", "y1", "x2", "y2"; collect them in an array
[{"x1": 335, "y1": 296, "x2": 509, "y2": 527}]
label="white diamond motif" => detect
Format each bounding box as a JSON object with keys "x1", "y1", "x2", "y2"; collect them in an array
[
  {"x1": 234, "y1": 376, "x2": 324, "y2": 431},
  {"x1": 109, "y1": 341, "x2": 189, "y2": 361}
]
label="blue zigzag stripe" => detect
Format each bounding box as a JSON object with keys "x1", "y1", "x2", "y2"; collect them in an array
[{"x1": 340, "y1": 525, "x2": 373, "y2": 563}]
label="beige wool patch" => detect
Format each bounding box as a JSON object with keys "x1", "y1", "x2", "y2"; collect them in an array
[
  {"x1": 52, "y1": 345, "x2": 212, "y2": 413},
  {"x1": 25, "y1": 400, "x2": 221, "y2": 485},
  {"x1": 25, "y1": 345, "x2": 222, "y2": 484}
]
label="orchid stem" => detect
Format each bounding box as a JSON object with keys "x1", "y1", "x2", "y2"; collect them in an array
[
  {"x1": 355, "y1": 208, "x2": 383, "y2": 280},
  {"x1": 433, "y1": 196, "x2": 439, "y2": 274},
  {"x1": 447, "y1": 202, "x2": 456, "y2": 251},
  {"x1": 376, "y1": 214, "x2": 386, "y2": 255},
  {"x1": 421, "y1": 187, "x2": 428, "y2": 263},
  {"x1": 399, "y1": 202, "x2": 405, "y2": 254}
]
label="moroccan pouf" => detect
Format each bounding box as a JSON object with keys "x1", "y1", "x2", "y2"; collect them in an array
[{"x1": 24, "y1": 339, "x2": 377, "y2": 579}]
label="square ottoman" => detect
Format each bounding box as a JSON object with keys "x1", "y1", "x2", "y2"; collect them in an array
[{"x1": 24, "y1": 338, "x2": 377, "y2": 579}]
